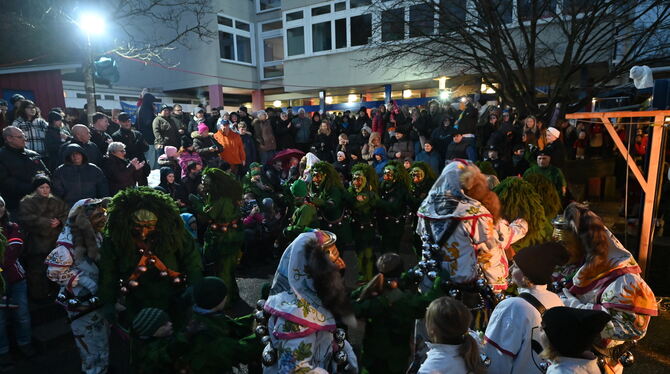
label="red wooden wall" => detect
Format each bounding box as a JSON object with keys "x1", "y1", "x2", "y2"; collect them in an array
[{"x1": 0, "y1": 69, "x2": 65, "y2": 112}]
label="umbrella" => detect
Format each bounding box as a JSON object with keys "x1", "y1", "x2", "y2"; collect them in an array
[{"x1": 270, "y1": 148, "x2": 306, "y2": 169}]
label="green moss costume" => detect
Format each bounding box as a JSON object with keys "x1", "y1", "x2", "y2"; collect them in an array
[
  {"x1": 99, "y1": 188, "x2": 203, "y2": 328},
  {"x1": 493, "y1": 177, "x2": 552, "y2": 252},
  {"x1": 284, "y1": 179, "x2": 318, "y2": 240},
  {"x1": 176, "y1": 313, "x2": 261, "y2": 373},
  {"x1": 523, "y1": 173, "x2": 562, "y2": 219},
  {"x1": 307, "y1": 161, "x2": 353, "y2": 245},
  {"x1": 195, "y1": 168, "x2": 245, "y2": 305},
  {"x1": 348, "y1": 163, "x2": 380, "y2": 281},
  {"x1": 523, "y1": 164, "x2": 567, "y2": 197},
  {"x1": 377, "y1": 161, "x2": 412, "y2": 253}
]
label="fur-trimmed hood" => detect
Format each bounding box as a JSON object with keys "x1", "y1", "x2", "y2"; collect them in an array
[{"x1": 56, "y1": 198, "x2": 110, "y2": 261}]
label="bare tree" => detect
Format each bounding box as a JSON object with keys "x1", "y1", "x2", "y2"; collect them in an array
[
  {"x1": 0, "y1": 0, "x2": 215, "y2": 119},
  {"x1": 365, "y1": 0, "x2": 670, "y2": 117}
]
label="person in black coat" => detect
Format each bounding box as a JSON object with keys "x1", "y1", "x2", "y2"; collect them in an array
[
  {"x1": 155, "y1": 166, "x2": 186, "y2": 209},
  {"x1": 112, "y1": 112, "x2": 150, "y2": 185},
  {"x1": 430, "y1": 116, "x2": 454, "y2": 159},
  {"x1": 52, "y1": 143, "x2": 109, "y2": 206},
  {"x1": 275, "y1": 112, "x2": 296, "y2": 150},
  {"x1": 44, "y1": 111, "x2": 71, "y2": 172},
  {"x1": 101, "y1": 142, "x2": 145, "y2": 196},
  {"x1": 0, "y1": 126, "x2": 50, "y2": 214},
  {"x1": 60, "y1": 124, "x2": 103, "y2": 166},
  {"x1": 544, "y1": 127, "x2": 567, "y2": 170}
]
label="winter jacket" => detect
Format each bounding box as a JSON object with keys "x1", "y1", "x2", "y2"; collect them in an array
[
  {"x1": 1, "y1": 221, "x2": 26, "y2": 284},
  {"x1": 137, "y1": 93, "x2": 157, "y2": 144},
  {"x1": 178, "y1": 151, "x2": 202, "y2": 179},
  {"x1": 213, "y1": 129, "x2": 246, "y2": 166},
  {"x1": 59, "y1": 139, "x2": 102, "y2": 166},
  {"x1": 192, "y1": 132, "x2": 223, "y2": 167},
  {"x1": 90, "y1": 128, "x2": 112, "y2": 155},
  {"x1": 415, "y1": 150, "x2": 443, "y2": 175},
  {"x1": 157, "y1": 155, "x2": 181, "y2": 177},
  {"x1": 0, "y1": 145, "x2": 49, "y2": 210},
  {"x1": 52, "y1": 144, "x2": 109, "y2": 206},
  {"x1": 240, "y1": 132, "x2": 258, "y2": 165},
  {"x1": 275, "y1": 119, "x2": 296, "y2": 150},
  {"x1": 152, "y1": 115, "x2": 180, "y2": 148},
  {"x1": 12, "y1": 117, "x2": 48, "y2": 155},
  {"x1": 45, "y1": 125, "x2": 70, "y2": 171},
  {"x1": 252, "y1": 118, "x2": 277, "y2": 152},
  {"x1": 101, "y1": 155, "x2": 142, "y2": 195},
  {"x1": 292, "y1": 116, "x2": 312, "y2": 144},
  {"x1": 112, "y1": 127, "x2": 150, "y2": 161},
  {"x1": 372, "y1": 147, "x2": 389, "y2": 176},
  {"x1": 187, "y1": 116, "x2": 206, "y2": 134},
  {"x1": 156, "y1": 167, "x2": 184, "y2": 203},
  {"x1": 388, "y1": 138, "x2": 414, "y2": 160},
  {"x1": 18, "y1": 192, "x2": 68, "y2": 255}
]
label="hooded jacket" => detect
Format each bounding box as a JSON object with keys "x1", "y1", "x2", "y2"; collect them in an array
[
  {"x1": 0, "y1": 145, "x2": 49, "y2": 210},
  {"x1": 137, "y1": 93, "x2": 157, "y2": 144},
  {"x1": 53, "y1": 144, "x2": 109, "y2": 206},
  {"x1": 372, "y1": 147, "x2": 388, "y2": 176}
]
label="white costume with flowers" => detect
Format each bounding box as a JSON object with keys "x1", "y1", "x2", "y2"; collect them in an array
[
  {"x1": 45, "y1": 199, "x2": 109, "y2": 374},
  {"x1": 263, "y1": 232, "x2": 357, "y2": 374},
  {"x1": 561, "y1": 229, "x2": 657, "y2": 374}
]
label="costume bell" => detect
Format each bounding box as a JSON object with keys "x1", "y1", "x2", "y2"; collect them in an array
[{"x1": 45, "y1": 198, "x2": 111, "y2": 374}]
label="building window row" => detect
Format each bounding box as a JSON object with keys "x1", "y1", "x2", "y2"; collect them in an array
[{"x1": 218, "y1": 15, "x2": 254, "y2": 65}]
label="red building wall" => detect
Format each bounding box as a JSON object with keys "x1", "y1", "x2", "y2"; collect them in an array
[{"x1": 0, "y1": 69, "x2": 65, "y2": 113}]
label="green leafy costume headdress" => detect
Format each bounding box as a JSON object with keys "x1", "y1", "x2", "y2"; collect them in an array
[
  {"x1": 382, "y1": 160, "x2": 411, "y2": 190},
  {"x1": 310, "y1": 161, "x2": 344, "y2": 191},
  {"x1": 493, "y1": 177, "x2": 552, "y2": 251},
  {"x1": 410, "y1": 161, "x2": 437, "y2": 188},
  {"x1": 523, "y1": 173, "x2": 562, "y2": 220},
  {"x1": 202, "y1": 167, "x2": 243, "y2": 222},
  {"x1": 105, "y1": 187, "x2": 186, "y2": 254},
  {"x1": 350, "y1": 163, "x2": 378, "y2": 193},
  {"x1": 475, "y1": 160, "x2": 497, "y2": 178}
]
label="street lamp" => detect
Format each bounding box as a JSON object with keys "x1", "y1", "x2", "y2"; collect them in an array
[{"x1": 77, "y1": 12, "x2": 106, "y2": 122}]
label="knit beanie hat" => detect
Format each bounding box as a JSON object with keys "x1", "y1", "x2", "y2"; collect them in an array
[
  {"x1": 193, "y1": 277, "x2": 227, "y2": 311},
  {"x1": 546, "y1": 127, "x2": 561, "y2": 139},
  {"x1": 513, "y1": 242, "x2": 569, "y2": 285},
  {"x1": 164, "y1": 146, "x2": 178, "y2": 158},
  {"x1": 47, "y1": 111, "x2": 63, "y2": 123},
  {"x1": 198, "y1": 123, "x2": 209, "y2": 134},
  {"x1": 180, "y1": 135, "x2": 193, "y2": 148},
  {"x1": 132, "y1": 308, "x2": 170, "y2": 338},
  {"x1": 32, "y1": 174, "x2": 52, "y2": 191},
  {"x1": 290, "y1": 179, "x2": 308, "y2": 198},
  {"x1": 543, "y1": 306, "x2": 611, "y2": 358}
]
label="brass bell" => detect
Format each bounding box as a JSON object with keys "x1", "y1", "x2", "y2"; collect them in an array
[
  {"x1": 138, "y1": 266, "x2": 147, "y2": 273},
  {"x1": 148, "y1": 258, "x2": 156, "y2": 265},
  {"x1": 160, "y1": 271, "x2": 168, "y2": 277},
  {"x1": 128, "y1": 280, "x2": 139, "y2": 287},
  {"x1": 172, "y1": 277, "x2": 182, "y2": 285},
  {"x1": 120, "y1": 286, "x2": 128, "y2": 294}
]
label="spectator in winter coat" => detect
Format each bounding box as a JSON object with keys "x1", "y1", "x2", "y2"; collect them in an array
[
  {"x1": 155, "y1": 167, "x2": 185, "y2": 209},
  {"x1": 112, "y1": 112, "x2": 150, "y2": 185},
  {"x1": 543, "y1": 127, "x2": 567, "y2": 170},
  {"x1": 455, "y1": 97, "x2": 478, "y2": 136},
  {"x1": 430, "y1": 116, "x2": 454, "y2": 159},
  {"x1": 170, "y1": 104, "x2": 189, "y2": 135},
  {"x1": 17, "y1": 175, "x2": 68, "y2": 301},
  {"x1": 192, "y1": 123, "x2": 223, "y2": 168},
  {"x1": 511, "y1": 144, "x2": 530, "y2": 176},
  {"x1": 157, "y1": 145, "x2": 181, "y2": 177},
  {"x1": 362, "y1": 131, "x2": 385, "y2": 164},
  {"x1": 252, "y1": 110, "x2": 277, "y2": 163},
  {"x1": 52, "y1": 143, "x2": 109, "y2": 206},
  {"x1": 152, "y1": 105, "x2": 180, "y2": 151},
  {"x1": 11, "y1": 100, "x2": 48, "y2": 157},
  {"x1": 415, "y1": 140, "x2": 443, "y2": 176},
  {"x1": 292, "y1": 108, "x2": 312, "y2": 152},
  {"x1": 237, "y1": 122, "x2": 258, "y2": 168},
  {"x1": 275, "y1": 111, "x2": 295, "y2": 150},
  {"x1": 0, "y1": 196, "x2": 35, "y2": 366},
  {"x1": 446, "y1": 130, "x2": 477, "y2": 161},
  {"x1": 177, "y1": 136, "x2": 202, "y2": 179},
  {"x1": 101, "y1": 142, "x2": 145, "y2": 195},
  {"x1": 45, "y1": 111, "x2": 71, "y2": 171},
  {"x1": 372, "y1": 147, "x2": 389, "y2": 177},
  {"x1": 60, "y1": 125, "x2": 102, "y2": 166},
  {"x1": 313, "y1": 122, "x2": 337, "y2": 162},
  {"x1": 188, "y1": 107, "x2": 207, "y2": 134},
  {"x1": 388, "y1": 128, "x2": 414, "y2": 160},
  {"x1": 90, "y1": 112, "x2": 113, "y2": 155},
  {"x1": 355, "y1": 107, "x2": 372, "y2": 132},
  {"x1": 205, "y1": 107, "x2": 221, "y2": 133},
  {"x1": 213, "y1": 118, "x2": 246, "y2": 174},
  {"x1": 0, "y1": 127, "x2": 50, "y2": 215},
  {"x1": 372, "y1": 104, "x2": 387, "y2": 135}
]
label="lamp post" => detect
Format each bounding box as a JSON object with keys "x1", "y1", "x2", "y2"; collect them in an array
[{"x1": 77, "y1": 12, "x2": 106, "y2": 123}]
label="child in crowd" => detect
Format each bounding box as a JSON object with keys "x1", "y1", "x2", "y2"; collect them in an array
[
  {"x1": 131, "y1": 308, "x2": 177, "y2": 374},
  {"x1": 420, "y1": 296, "x2": 486, "y2": 374},
  {"x1": 177, "y1": 136, "x2": 202, "y2": 179},
  {"x1": 157, "y1": 145, "x2": 181, "y2": 177}
]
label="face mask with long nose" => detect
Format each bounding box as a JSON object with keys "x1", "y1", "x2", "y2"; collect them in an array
[{"x1": 132, "y1": 209, "x2": 158, "y2": 241}]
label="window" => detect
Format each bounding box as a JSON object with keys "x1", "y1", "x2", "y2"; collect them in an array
[
  {"x1": 236, "y1": 35, "x2": 252, "y2": 63},
  {"x1": 518, "y1": 0, "x2": 557, "y2": 21},
  {"x1": 350, "y1": 0, "x2": 371, "y2": 9},
  {"x1": 562, "y1": 0, "x2": 589, "y2": 16},
  {"x1": 264, "y1": 37, "x2": 284, "y2": 62},
  {"x1": 312, "y1": 21, "x2": 332, "y2": 52},
  {"x1": 262, "y1": 20, "x2": 283, "y2": 32},
  {"x1": 350, "y1": 14, "x2": 371, "y2": 46},
  {"x1": 104, "y1": 95, "x2": 115, "y2": 100},
  {"x1": 217, "y1": 16, "x2": 233, "y2": 27},
  {"x1": 335, "y1": 18, "x2": 347, "y2": 48},
  {"x1": 382, "y1": 8, "x2": 405, "y2": 41},
  {"x1": 235, "y1": 20, "x2": 250, "y2": 31},
  {"x1": 335, "y1": 2, "x2": 346, "y2": 11},
  {"x1": 258, "y1": 0, "x2": 281, "y2": 12},
  {"x1": 477, "y1": 0, "x2": 513, "y2": 27},
  {"x1": 438, "y1": 0, "x2": 467, "y2": 34},
  {"x1": 263, "y1": 65, "x2": 284, "y2": 79},
  {"x1": 409, "y1": 3, "x2": 434, "y2": 37},
  {"x1": 286, "y1": 11, "x2": 303, "y2": 21},
  {"x1": 312, "y1": 5, "x2": 331, "y2": 16},
  {"x1": 287, "y1": 27, "x2": 305, "y2": 56},
  {"x1": 217, "y1": 14, "x2": 254, "y2": 65},
  {"x1": 219, "y1": 31, "x2": 234, "y2": 60}
]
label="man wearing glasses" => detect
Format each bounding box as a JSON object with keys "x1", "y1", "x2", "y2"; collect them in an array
[{"x1": 0, "y1": 126, "x2": 49, "y2": 215}]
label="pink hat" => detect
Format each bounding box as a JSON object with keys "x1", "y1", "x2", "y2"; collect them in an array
[
  {"x1": 164, "y1": 146, "x2": 178, "y2": 157},
  {"x1": 198, "y1": 123, "x2": 209, "y2": 134}
]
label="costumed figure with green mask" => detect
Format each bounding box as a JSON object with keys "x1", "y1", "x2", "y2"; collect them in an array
[
  {"x1": 98, "y1": 188, "x2": 203, "y2": 330},
  {"x1": 193, "y1": 167, "x2": 245, "y2": 305},
  {"x1": 352, "y1": 253, "x2": 442, "y2": 374},
  {"x1": 257, "y1": 230, "x2": 358, "y2": 373},
  {"x1": 408, "y1": 161, "x2": 437, "y2": 256},
  {"x1": 243, "y1": 163, "x2": 273, "y2": 201},
  {"x1": 45, "y1": 198, "x2": 111, "y2": 374},
  {"x1": 284, "y1": 179, "x2": 318, "y2": 241},
  {"x1": 307, "y1": 161, "x2": 353, "y2": 249},
  {"x1": 348, "y1": 163, "x2": 379, "y2": 282},
  {"x1": 377, "y1": 160, "x2": 412, "y2": 254}
]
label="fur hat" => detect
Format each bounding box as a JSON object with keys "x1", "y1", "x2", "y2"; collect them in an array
[{"x1": 32, "y1": 174, "x2": 52, "y2": 191}]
